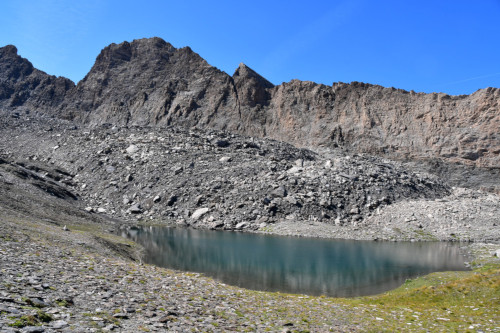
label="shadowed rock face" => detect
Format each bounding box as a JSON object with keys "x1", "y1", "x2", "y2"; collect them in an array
[
  {"x1": 0, "y1": 45, "x2": 74, "y2": 114},
  {"x1": 1, "y1": 37, "x2": 499, "y2": 167},
  {"x1": 59, "y1": 37, "x2": 241, "y2": 132}
]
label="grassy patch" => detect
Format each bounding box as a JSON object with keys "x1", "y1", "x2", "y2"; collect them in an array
[
  {"x1": 412, "y1": 228, "x2": 438, "y2": 241},
  {"x1": 9, "y1": 315, "x2": 38, "y2": 328},
  {"x1": 347, "y1": 264, "x2": 500, "y2": 331},
  {"x1": 8, "y1": 311, "x2": 53, "y2": 328}
]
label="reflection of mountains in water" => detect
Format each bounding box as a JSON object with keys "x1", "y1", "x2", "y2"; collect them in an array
[{"x1": 122, "y1": 226, "x2": 469, "y2": 297}]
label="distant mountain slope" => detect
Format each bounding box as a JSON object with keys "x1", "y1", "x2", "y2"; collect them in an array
[{"x1": 0, "y1": 38, "x2": 498, "y2": 167}]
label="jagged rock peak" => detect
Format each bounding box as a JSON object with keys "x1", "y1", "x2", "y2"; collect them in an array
[
  {"x1": 0, "y1": 45, "x2": 35, "y2": 81},
  {"x1": 62, "y1": 36, "x2": 237, "y2": 128},
  {"x1": 0, "y1": 43, "x2": 74, "y2": 112},
  {"x1": 0, "y1": 45, "x2": 19, "y2": 57},
  {"x1": 233, "y1": 63, "x2": 274, "y2": 88},
  {"x1": 93, "y1": 37, "x2": 177, "y2": 69}
]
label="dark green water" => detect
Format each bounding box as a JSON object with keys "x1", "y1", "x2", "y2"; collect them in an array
[{"x1": 121, "y1": 226, "x2": 469, "y2": 297}]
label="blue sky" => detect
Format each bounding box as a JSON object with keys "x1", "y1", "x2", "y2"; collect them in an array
[{"x1": 1, "y1": 0, "x2": 499, "y2": 95}]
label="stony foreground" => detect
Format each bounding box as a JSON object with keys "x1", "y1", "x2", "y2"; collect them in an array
[{"x1": 1, "y1": 203, "x2": 500, "y2": 332}]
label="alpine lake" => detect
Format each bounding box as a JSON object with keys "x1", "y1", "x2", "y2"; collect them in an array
[{"x1": 120, "y1": 226, "x2": 470, "y2": 297}]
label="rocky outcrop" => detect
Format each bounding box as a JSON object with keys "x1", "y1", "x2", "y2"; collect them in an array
[
  {"x1": 1, "y1": 38, "x2": 499, "y2": 168},
  {"x1": 59, "y1": 38, "x2": 499, "y2": 167},
  {"x1": 0, "y1": 45, "x2": 74, "y2": 116}
]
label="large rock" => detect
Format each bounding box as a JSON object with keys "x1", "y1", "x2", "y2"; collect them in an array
[{"x1": 191, "y1": 207, "x2": 210, "y2": 220}]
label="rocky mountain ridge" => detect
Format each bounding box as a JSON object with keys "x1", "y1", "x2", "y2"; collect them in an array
[
  {"x1": 0, "y1": 45, "x2": 74, "y2": 116},
  {"x1": 1, "y1": 37, "x2": 499, "y2": 169}
]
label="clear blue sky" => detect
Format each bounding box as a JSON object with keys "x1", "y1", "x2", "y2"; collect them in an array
[{"x1": 1, "y1": 0, "x2": 499, "y2": 95}]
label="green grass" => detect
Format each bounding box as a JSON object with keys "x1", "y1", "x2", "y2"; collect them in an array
[
  {"x1": 8, "y1": 311, "x2": 53, "y2": 328},
  {"x1": 412, "y1": 228, "x2": 438, "y2": 241},
  {"x1": 346, "y1": 265, "x2": 500, "y2": 331},
  {"x1": 9, "y1": 315, "x2": 38, "y2": 328}
]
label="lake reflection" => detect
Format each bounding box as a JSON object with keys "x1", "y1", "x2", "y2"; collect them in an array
[{"x1": 121, "y1": 226, "x2": 469, "y2": 297}]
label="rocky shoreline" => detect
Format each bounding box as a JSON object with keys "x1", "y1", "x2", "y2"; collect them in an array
[
  {"x1": 253, "y1": 187, "x2": 500, "y2": 243},
  {"x1": 2, "y1": 201, "x2": 500, "y2": 332}
]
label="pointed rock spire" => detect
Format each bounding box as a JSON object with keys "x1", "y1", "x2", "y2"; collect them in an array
[{"x1": 233, "y1": 63, "x2": 274, "y2": 89}]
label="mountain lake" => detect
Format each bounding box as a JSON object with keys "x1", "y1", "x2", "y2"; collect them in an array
[{"x1": 120, "y1": 226, "x2": 470, "y2": 297}]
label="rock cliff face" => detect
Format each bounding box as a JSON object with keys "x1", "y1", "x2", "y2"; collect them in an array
[
  {"x1": 263, "y1": 81, "x2": 500, "y2": 167},
  {"x1": 1, "y1": 38, "x2": 499, "y2": 167},
  {"x1": 0, "y1": 45, "x2": 74, "y2": 115}
]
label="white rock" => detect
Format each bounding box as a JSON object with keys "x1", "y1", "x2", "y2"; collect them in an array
[
  {"x1": 191, "y1": 208, "x2": 210, "y2": 220},
  {"x1": 52, "y1": 320, "x2": 68, "y2": 329},
  {"x1": 126, "y1": 144, "x2": 139, "y2": 154},
  {"x1": 219, "y1": 156, "x2": 231, "y2": 163},
  {"x1": 287, "y1": 166, "x2": 302, "y2": 174},
  {"x1": 235, "y1": 222, "x2": 248, "y2": 230}
]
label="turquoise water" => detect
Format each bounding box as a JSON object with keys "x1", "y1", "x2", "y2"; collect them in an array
[{"x1": 121, "y1": 226, "x2": 469, "y2": 297}]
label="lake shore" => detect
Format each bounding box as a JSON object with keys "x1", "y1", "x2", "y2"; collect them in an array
[
  {"x1": 1, "y1": 203, "x2": 499, "y2": 332},
  {"x1": 151, "y1": 186, "x2": 500, "y2": 244}
]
